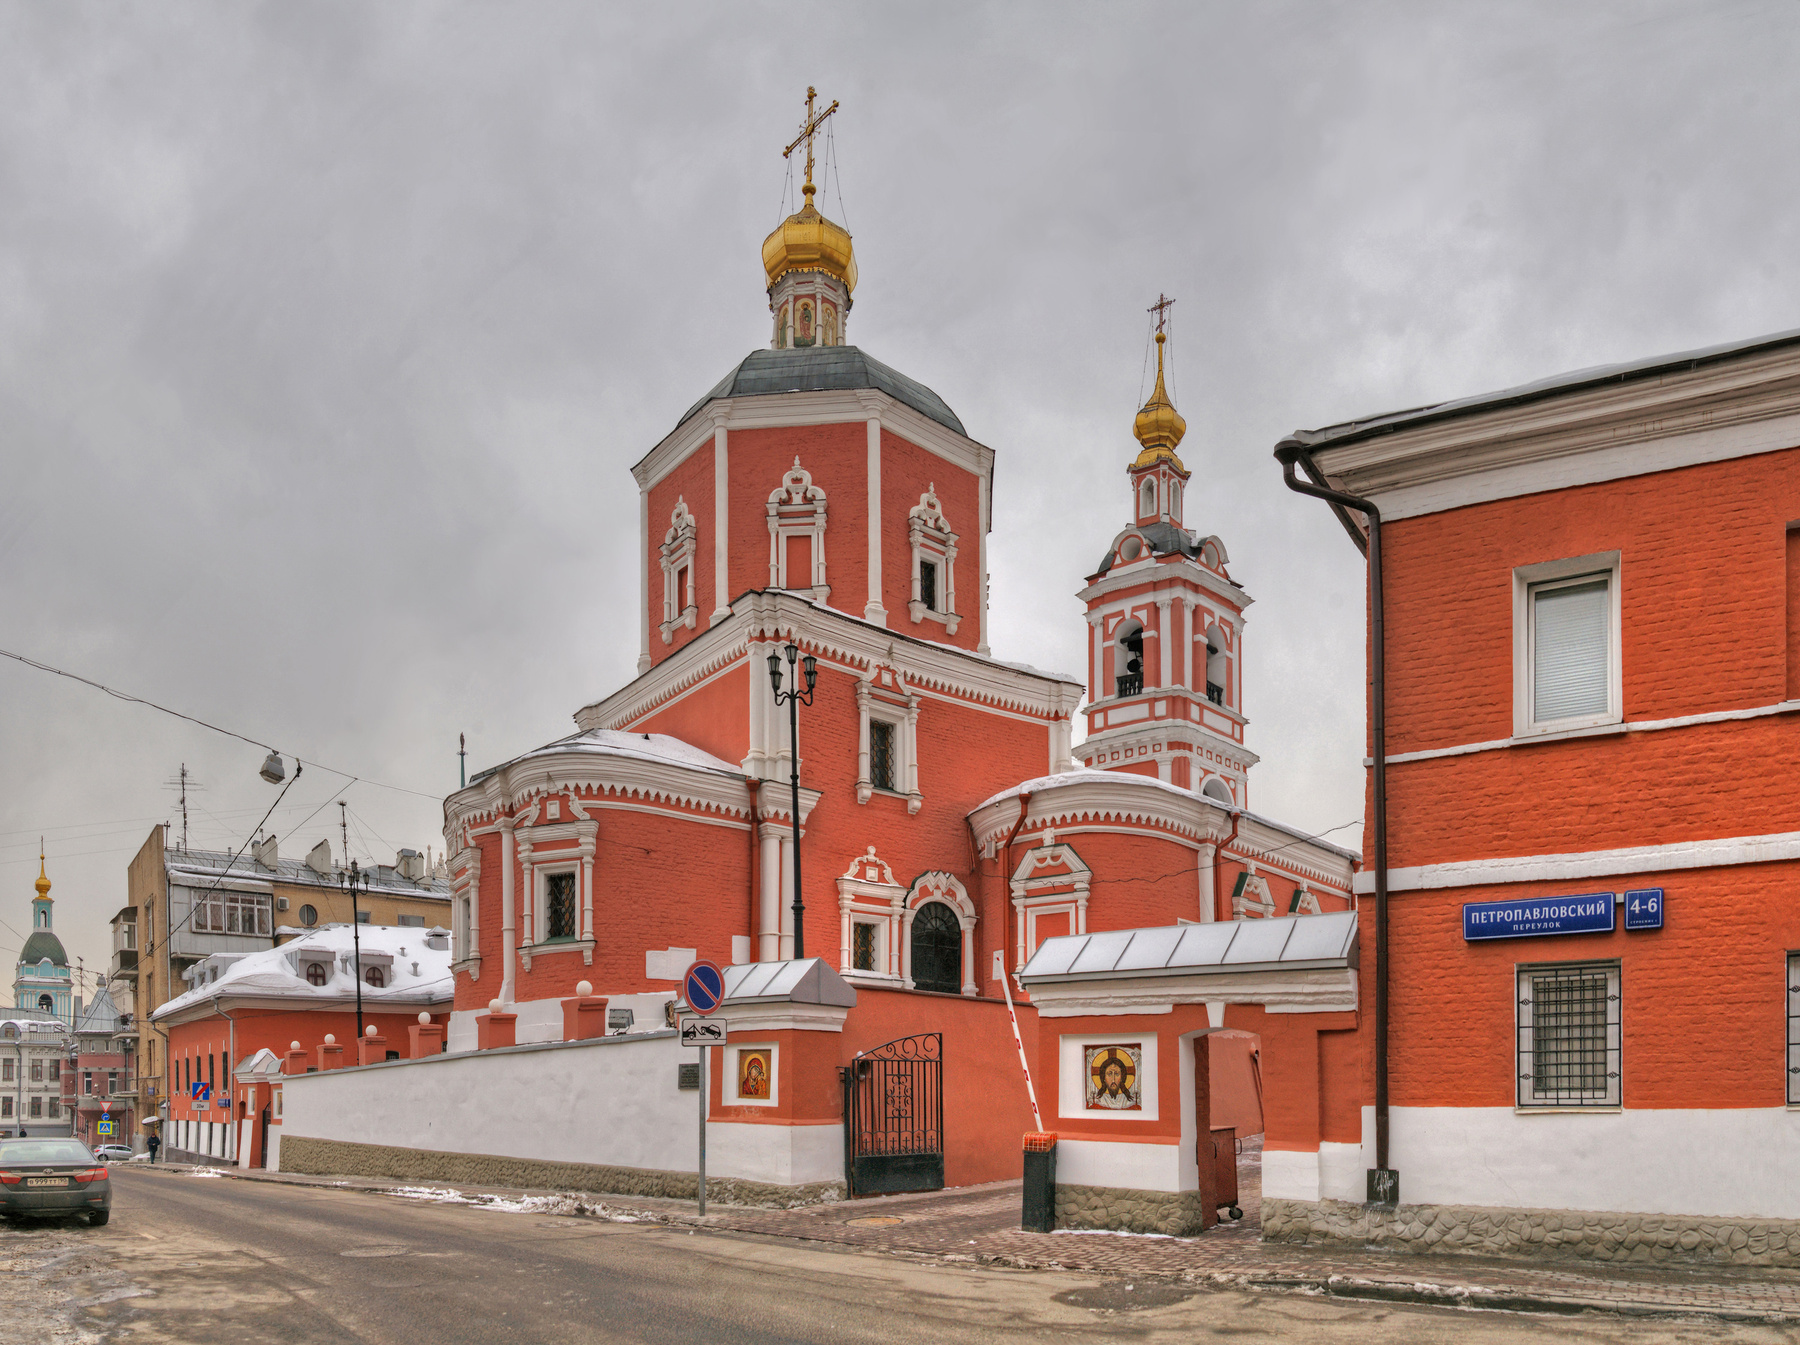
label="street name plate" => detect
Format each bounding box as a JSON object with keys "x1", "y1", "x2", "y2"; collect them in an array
[
  {"x1": 680, "y1": 1017, "x2": 727, "y2": 1046},
  {"x1": 1462, "y1": 892, "x2": 1615, "y2": 941}
]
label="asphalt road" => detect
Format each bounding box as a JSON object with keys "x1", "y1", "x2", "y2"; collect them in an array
[{"x1": 2, "y1": 1168, "x2": 1796, "y2": 1344}]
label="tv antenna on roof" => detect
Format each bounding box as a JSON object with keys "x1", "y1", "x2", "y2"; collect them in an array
[{"x1": 162, "y1": 764, "x2": 204, "y2": 852}]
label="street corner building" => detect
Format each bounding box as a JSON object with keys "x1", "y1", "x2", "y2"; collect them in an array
[
  {"x1": 1269, "y1": 326, "x2": 1800, "y2": 1266},
  {"x1": 266, "y1": 99, "x2": 1358, "y2": 1225}
]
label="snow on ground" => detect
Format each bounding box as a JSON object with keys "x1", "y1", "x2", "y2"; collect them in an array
[{"x1": 381, "y1": 1185, "x2": 643, "y2": 1220}]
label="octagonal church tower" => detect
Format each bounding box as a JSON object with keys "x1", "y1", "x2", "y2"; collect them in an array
[{"x1": 1075, "y1": 318, "x2": 1258, "y2": 805}]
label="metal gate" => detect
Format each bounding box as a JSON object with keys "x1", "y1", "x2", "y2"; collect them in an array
[{"x1": 841, "y1": 1033, "x2": 944, "y2": 1197}]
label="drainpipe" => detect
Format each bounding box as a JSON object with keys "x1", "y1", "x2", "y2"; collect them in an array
[
  {"x1": 745, "y1": 778, "x2": 762, "y2": 961},
  {"x1": 1273, "y1": 437, "x2": 1395, "y2": 1205},
  {"x1": 1209, "y1": 808, "x2": 1243, "y2": 922}
]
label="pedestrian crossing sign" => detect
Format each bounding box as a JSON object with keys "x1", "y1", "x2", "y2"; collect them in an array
[{"x1": 96, "y1": 1120, "x2": 114, "y2": 1135}]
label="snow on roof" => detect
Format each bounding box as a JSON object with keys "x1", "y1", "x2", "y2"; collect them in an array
[
  {"x1": 151, "y1": 924, "x2": 453, "y2": 1021},
  {"x1": 1020, "y1": 910, "x2": 1358, "y2": 982},
  {"x1": 473, "y1": 728, "x2": 743, "y2": 785},
  {"x1": 973, "y1": 770, "x2": 1360, "y2": 863}
]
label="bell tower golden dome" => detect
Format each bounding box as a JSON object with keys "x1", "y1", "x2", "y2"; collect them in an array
[
  {"x1": 764, "y1": 88, "x2": 856, "y2": 350},
  {"x1": 1132, "y1": 294, "x2": 1187, "y2": 470}
]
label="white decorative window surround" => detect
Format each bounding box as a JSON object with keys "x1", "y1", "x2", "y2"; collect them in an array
[
  {"x1": 902, "y1": 872, "x2": 978, "y2": 997},
  {"x1": 907, "y1": 485, "x2": 959, "y2": 632},
  {"x1": 856, "y1": 671, "x2": 922, "y2": 814},
  {"x1": 1231, "y1": 868, "x2": 1276, "y2": 919},
  {"x1": 1513, "y1": 551, "x2": 1622, "y2": 737},
  {"x1": 513, "y1": 800, "x2": 599, "y2": 969},
  {"x1": 767, "y1": 459, "x2": 829, "y2": 600},
  {"x1": 837, "y1": 847, "x2": 905, "y2": 986},
  {"x1": 1287, "y1": 884, "x2": 1323, "y2": 916},
  {"x1": 659, "y1": 498, "x2": 699, "y2": 644},
  {"x1": 450, "y1": 846, "x2": 481, "y2": 979},
  {"x1": 1009, "y1": 838, "x2": 1091, "y2": 975}
]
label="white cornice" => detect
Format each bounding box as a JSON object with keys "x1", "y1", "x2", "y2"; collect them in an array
[
  {"x1": 1077, "y1": 557, "x2": 1251, "y2": 611},
  {"x1": 445, "y1": 751, "x2": 753, "y2": 837},
  {"x1": 632, "y1": 389, "x2": 996, "y2": 501},
  {"x1": 575, "y1": 591, "x2": 1081, "y2": 732},
  {"x1": 1304, "y1": 344, "x2": 1800, "y2": 522},
  {"x1": 153, "y1": 988, "x2": 453, "y2": 1028}
]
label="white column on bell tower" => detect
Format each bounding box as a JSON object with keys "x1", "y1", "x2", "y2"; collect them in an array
[
  {"x1": 711, "y1": 411, "x2": 731, "y2": 627},
  {"x1": 862, "y1": 397, "x2": 886, "y2": 625},
  {"x1": 1157, "y1": 596, "x2": 1173, "y2": 689}
]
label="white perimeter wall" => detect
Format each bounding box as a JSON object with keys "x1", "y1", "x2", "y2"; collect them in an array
[
  {"x1": 1394, "y1": 1106, "x2": 1800, "y2": 1221},
  {"x1": 280, "y1": 1032, "x2": 713, "y2": 1180}
]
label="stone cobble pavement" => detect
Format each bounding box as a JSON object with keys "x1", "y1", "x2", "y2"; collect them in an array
[{"x1": 129, "y1": 1145, "x2": 1800, "y2": 1324}]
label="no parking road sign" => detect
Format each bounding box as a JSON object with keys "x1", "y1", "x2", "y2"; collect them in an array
[{"x1": 683, "y1": 960, "x2": 725, "y2": 1015}]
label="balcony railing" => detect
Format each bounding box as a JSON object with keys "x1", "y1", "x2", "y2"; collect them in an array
[
  {"x1": 110, "y1": 949, "x2": 138, "y2": 978},
  {"x1": 1206, "y1": 682, "x2": 1225, "y2": 706},
  {"x1": 1115, "y1": 673, "x2": 1143, "y2": 698}
]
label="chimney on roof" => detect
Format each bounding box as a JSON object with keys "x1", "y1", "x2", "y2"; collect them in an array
[
  {"x1": 305, "y1": 839, "x2": 333, "y2": 877},
  {"x1": 395, "y1": 848, "x2": 425, "y2": 881},
  {"x1": 252, "y1": 835, "x2": 279, "y2": 870}
]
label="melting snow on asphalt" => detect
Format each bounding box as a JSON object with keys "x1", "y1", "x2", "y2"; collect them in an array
[
  {"x1": 383, "y1": 1186, "x2": 643, "y2": 1220},
  {"x1": 1050, "y1": 1228, "x2": 1176, "y2": 1239}
]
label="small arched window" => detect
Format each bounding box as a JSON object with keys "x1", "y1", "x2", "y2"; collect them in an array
[
  {"x1": 38, "y1": 994, "x2": 54, "y2": 1013},
  {"x1": 365, "y1": 966, "x2": 385, "y2": 988},
  {"x1": 1205, "y1": 624, "x2": 1229, "y2": 706},
  {"x1": 305, "y1": 963, "x2": 327, "y2": 987},
  {"x1": 1114, "y1": 619, "x2": 1145, "y2": 698},
  {"x1": 1139, "y1": 480, "x2": 1156, "y2": 518},
  {"x1": 1168, "y1": 480, "x2": 1182, "y2": 522},
  {"x1": 909, "y1": 902, "x2": 962, "y2": 995},
  {"x1": 1202, "y1": 777, "x2": 1233, "y2": 804},
  {"x1": 298, "y1": 904, "x2": 317, "y2": 928}
]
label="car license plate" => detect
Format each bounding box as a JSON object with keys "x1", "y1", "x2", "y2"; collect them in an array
[{"x1": 26, "y1": 1177, "x2": 67, "y2": 1188}]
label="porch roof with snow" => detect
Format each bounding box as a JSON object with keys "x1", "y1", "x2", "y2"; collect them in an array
[
  {"x1": 1019, "y1": 911, "x2": 1358, "y2": 985},
  {"x1": 720, "y1": 958, "x2": 857, "y2": 1007}
]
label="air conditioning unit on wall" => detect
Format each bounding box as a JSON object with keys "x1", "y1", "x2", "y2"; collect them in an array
[{"x1": 276, "y1": 897, "x2": 289, "y2": 911}]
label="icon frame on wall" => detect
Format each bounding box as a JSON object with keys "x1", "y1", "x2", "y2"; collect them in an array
[{"x1": 1084, "y1": 1043, "x2": 1143, "y2": 1112}]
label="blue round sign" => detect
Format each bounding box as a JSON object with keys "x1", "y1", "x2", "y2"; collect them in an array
[{"x1": 684, "y1": 960, "x2": 725, "y2": 1016}]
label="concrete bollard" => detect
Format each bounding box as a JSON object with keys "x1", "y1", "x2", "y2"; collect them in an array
[
  {"x1": 562, "y1": 981, "x2": 609, "y2": 1041},
  {"x1": 316, "y1": 1034, "x2": 345, "y2": 1072},
  {"x1": 478, "y1": 1000, "x2": 517, "y2": 1051},
  {"x1": 408, "y1": 1011, "x2": 446, "y2": 1057}
]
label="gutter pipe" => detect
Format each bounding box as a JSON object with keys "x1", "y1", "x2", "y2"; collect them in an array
[
  {"x1": 746, "y1": 778, "x2": 762, "y2": 962},
  {"x1": 1273, "y1": 437, "x2": 1397, "y2": 1205}
]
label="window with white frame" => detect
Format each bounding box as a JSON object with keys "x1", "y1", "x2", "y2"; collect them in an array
[
  {"x1": 1138, "y1": 478, "x2": 1156, "y2": 519},
  {"x1": 1514, "y1": 552, "x2": 1622, "y2": 736},
  {"x1": 766, "y1": 460, "x2": 828, "y2": 597},
  {"x1": 1788, "y1": 953, "x2": 1800, "y2": 1105},
  {"x1": 659, "y1": 497, "x2": 699, "y2": 644},
  {"x1": 851, "y1": 918, "x2": 882, "y2": 972},
  {"x1": 855, "y1": 675, "x2": 921, "y2": 813},
  {"x1": 907, "y1": 486, "x2": 959, "y2": 631},
  {"x1": 192, "y1": 889, "x2": 272, "y2": 936},
  {"x1": 544, "y1": 871, "x2": 578, "y2": 941},
  {"x1": 1168, "y1": 479, "x2": 1182, "y2": 524},
  {"x1": 837, "y1": 847, "x2": 905, "y2": 983},
  {"x1": 1516, "y1": 961, "x2": 1620, "y2": 1108}
]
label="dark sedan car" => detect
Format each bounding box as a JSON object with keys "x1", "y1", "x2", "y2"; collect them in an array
[{"x1": 0, "y1": 1138, "x2": 112, "y2": 1225}]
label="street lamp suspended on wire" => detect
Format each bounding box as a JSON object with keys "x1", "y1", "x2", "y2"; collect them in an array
[
  {"x1": 766, "y1": 641, "x2": 816, "y2": 961},
  {"x1": 340, "y1": 860, "x2": 369, "y2": 1043}
]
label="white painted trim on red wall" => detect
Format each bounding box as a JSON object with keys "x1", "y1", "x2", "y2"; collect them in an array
[
  {"x1": 1377, "y1": 698, "x2": 1800, "y2": 766},
  {"x1": 1353, "y1": 828, "x2": 1800, "y2": 894}
]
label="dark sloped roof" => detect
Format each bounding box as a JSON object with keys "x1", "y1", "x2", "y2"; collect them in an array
[
  {"x1": 19, "y1": 930, "x2": 68, "y2": 969},
  {"x1": 680, "y1": 347, "x2": 966, "y2": 436},
  {"x1": 1092, "y1": 521, "x2": 1201, "y2": 577}
]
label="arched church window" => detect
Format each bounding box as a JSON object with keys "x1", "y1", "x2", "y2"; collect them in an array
[
  {"x1": 365, "y1": 966, "x2": 385, "y2": 988},
  {"x1": 1205, "y1": 625, "x2": 1229, "y2": 706},
  {"x1": 909, "y1": 902, "x2": 962, "y2": 995},
  {"x1": 1169, "y1": 480, "x2": 1182, "y2": 522},
  {"x1": 305, "y1": 963, "x2": 327, "y2": 987},
  {"x1": 1202, "y1": 777, "x2": 1233, "y2": 804},
  {"x1": 1115, "y1": 619, "x2": 1144, "y2": 698},
  {"x1": 38, "y1": 994, "x2": 53, "y2": 1012},
  {"x1": 1139, "y1": 479, "x2": 1156, "y2": 519}
]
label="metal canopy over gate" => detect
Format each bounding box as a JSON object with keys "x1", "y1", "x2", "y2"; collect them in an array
[{"x1": 842, "y1": 1033, "x2": 943, "y2": 1197}]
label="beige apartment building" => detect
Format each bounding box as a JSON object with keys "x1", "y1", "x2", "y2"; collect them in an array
[{"x1": 113, "y1": 825, "x2": 451, "y2": 1125}]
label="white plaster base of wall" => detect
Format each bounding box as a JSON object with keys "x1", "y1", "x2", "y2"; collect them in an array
[
  {"x1": 1055, "y1": 1139, "x2": 1183, "y2": 1193},
  {"x1": 1394, "y1": 1105, "x2": 1800, "y2": 1220},
  {"x1": 267, "y1": 1128, "x2": 282, "y2": 1172},
  {"x1": 1263, "y1": 1148, "x2": 1318, "y2": 1202},
  {"x1": 707, "y1": 1121, "x2": 843, "y2": 1187}
]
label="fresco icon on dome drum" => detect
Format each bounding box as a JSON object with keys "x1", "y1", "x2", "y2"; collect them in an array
[
  {"x1": 1085, "y1": 1044, "x2": 1142, "y2": 1111},
  {"x1": 1623, "y1": 888, "x2": 1664, "y2": 931}
]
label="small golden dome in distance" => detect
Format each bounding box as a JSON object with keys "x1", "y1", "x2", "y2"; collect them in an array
[
  {"x1": 761, "y1": 194, "x2": 858, "y2": 294},
  {"x1": 1133, "y1": 332, "x2": 1187, "y2": 468},
  {"x1": 34, "y1": 851, "x2": 50, "y2": 899}
]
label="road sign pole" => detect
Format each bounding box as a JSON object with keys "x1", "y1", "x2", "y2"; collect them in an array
[{"x1": 698, "y1": 1043, "x2": 707, "y2": 1217}]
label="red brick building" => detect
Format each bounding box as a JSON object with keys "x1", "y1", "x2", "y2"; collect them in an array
[{"x1": 1271, "y1": 328, "x2": 1800, "y2": 1257}]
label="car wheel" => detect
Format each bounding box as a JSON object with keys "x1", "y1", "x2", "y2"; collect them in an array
[{"x1": 87, "y1": 1210, "x2": 110, "y2": 1227}]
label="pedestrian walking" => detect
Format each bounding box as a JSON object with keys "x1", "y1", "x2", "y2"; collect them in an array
[{"x1": 146, "y1": 1131, "x2": 160, "y2": 1163}]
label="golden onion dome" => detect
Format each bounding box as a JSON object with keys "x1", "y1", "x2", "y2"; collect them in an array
[
  {"x1": 34, "y1": 851, "x2": 50, "y2": 899},
  {"x1": 1132, "y1": 332, "x2": 1187, "y2": 469},
  {"x1": 761, "y1": 186, "x2": 858, "y2": 293}
]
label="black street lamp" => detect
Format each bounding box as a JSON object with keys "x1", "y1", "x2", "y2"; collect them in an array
[
  {"x1": 340, "y1": 860, "x2": 369, "y2": 1043},
  {"x1": 766, "y1": 641, "x2": 816, "y2": 960}
]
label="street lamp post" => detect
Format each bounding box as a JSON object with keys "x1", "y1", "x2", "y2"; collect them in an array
[
  {"x1": 340, "y1": 860, "x2": 369, "y2": 1043},
  {"x1": 766, "y1": 641, "x2": 816, "y2": 961}
]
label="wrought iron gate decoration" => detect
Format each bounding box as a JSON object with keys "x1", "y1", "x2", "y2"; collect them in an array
[{"x1": 841, "y1": 1033, "x2": 944, "y2": 1197}]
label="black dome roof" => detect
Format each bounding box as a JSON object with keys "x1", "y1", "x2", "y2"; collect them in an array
[{"x1": 681, "y1": 346, "x2": 966, "y2": 437}]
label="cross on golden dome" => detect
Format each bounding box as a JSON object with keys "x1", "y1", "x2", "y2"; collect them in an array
[
  {"x1": 783, "y1": 86, "x2": 840, "y2": 208},
  {"x1": 1148, "y1": 293, "x2": 1174, "y2": 335},
  {"x1": 1133, "y1": 294, "x2": 1188, "y2": 467}
]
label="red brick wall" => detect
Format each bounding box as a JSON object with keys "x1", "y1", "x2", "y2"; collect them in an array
[
  {"x1": 879, "y1": 430, "x2": 982, "y2": 652},
  {"x1": 726, "y1": 423, "x2": 868, "y2": 610},
  {"x1": 634, "y1": 662, "x2": 750, "y2": 769}
]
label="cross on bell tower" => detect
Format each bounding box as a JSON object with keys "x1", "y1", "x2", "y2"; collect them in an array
[
  {"x1": 764, "y1": 86, "x2": 856, "y2": 350},
  {"x1": 784, "y1": 86, "x2": 840, "y2": 210}
]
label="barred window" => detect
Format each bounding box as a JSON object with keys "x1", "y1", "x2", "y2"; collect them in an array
[
  {"x1": 870, "y1": 721, "x2": 897, "y2": 792},
  {"x1": 545, "y1": 872, "x2": 577, "y2": 941},
  {"x1": 1517, "y1": 961, "x2": 1620, "y2": 1108},
  {"x1": 1787, "y1": 953, "x2": 1800, "y2": 1105},
  {"x1": 853, "y1": 922, "x2": 878, "y2": 972}
]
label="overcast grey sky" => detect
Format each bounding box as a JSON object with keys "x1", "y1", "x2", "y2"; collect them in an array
[{"x1": 4, "y1": 2, "x2": 1797, "y2": 990}]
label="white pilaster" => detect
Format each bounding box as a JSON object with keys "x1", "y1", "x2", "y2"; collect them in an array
[
  {"x1": 759, "y1": 827, "x2": 782, "y2": 961},
  {"x1": 864, "y1": 412, "x2": 886, "y2": 625},
  {"x1": 499, "y1": 818, "x2": 517, "y2": 1002},
  {"x1": 1180, "y1": 599, "x2": 1196, "y2": 689},
  {"x1": 711, "y1": 418, "x2": 731, "y2": 626},
  {"x1": 1197, "y1": 843, "x2": 1217, "y2": 923},
  {"x1": 779, "y1": 832, "x2": 796, "y2": 960},
  {"x1": 637, "y1": 490, "x2": 651, "y2": 674},
  {"x1": 1157, "y1": 597, "x2": 1173, "y2": 689},
  {"x1": 977, "y1": 469, "x2": 990, "y2": 655},
  {"x1": 1089, "y1": 614, "x2": 1104, "y2": 703}
]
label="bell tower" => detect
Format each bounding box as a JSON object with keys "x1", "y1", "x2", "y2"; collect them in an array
[{"x1": 1074, "y1": 299, "x2": 1259, "y2": 803}]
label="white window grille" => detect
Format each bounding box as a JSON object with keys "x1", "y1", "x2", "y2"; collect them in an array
[{"x1": 1517, "y1": 961, "x2": 1621, "y2": 1108}]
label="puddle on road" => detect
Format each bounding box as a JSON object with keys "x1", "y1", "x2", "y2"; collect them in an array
[
  {"x1": 340, "y1": 1246, "x2": 409, "y2": 1258},
  {"x1": 1053, "y1": 1280, "x2": 1198, "y2": 1314}
]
